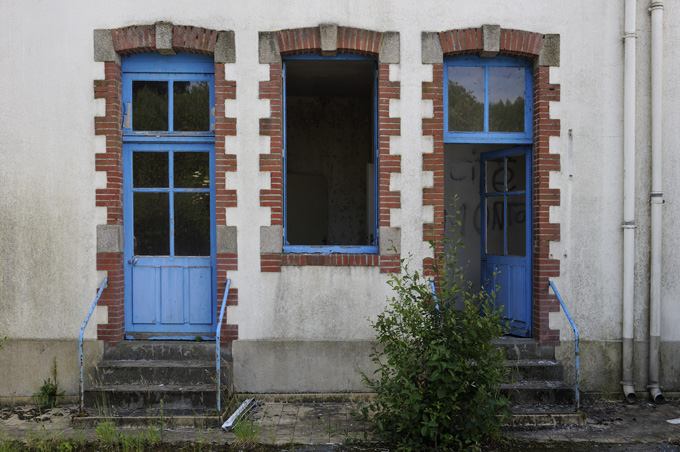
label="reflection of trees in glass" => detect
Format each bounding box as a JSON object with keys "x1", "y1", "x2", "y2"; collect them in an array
[
  {"x1": 134, "y1": 193, "x2": 170, "y2": 255},
  {"x1": 133, "y1": 152, "x2": 168, "y2": 188},
  {"x1": 174, "y1": 152, "x2": 210, "y2": 188},
  {"x1": 174, "y1": 82, "x2": 210, "y2": 131},
  {"x1": 448, "y1": 81, "x2": 484, "y2": 132},
  {"x1": 489, "y1": 96, "x2": 524, "y2": 132},
  {"x1": 175, "y1": 193, "x2": 210, "y2": 256},
  {"x1": 132, "y1": 82, "x2": 168, "y2": 131}
]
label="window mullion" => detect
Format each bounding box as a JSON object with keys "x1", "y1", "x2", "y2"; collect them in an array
[
  {"x1": 169, "y1": 150, "x2": 175, "y2": 257},
  {"x1": 484, "y1": 66, "x2": 490, "y2": 133},
  {"x1": 168, "y1": 80, "x2": 174, "y2": 132}
]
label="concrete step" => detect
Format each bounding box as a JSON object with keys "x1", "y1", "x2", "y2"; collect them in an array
[
  {"x1": 104, "y1": 340, "x2": 217, "y2": 361},
  {"x1": 494, "y1": 336, "x2": 555, "y2": 360},
  {"x1": 84, "y1": 384, "x2": 218, "y2": 411},
  {"x1": 509, "y1": 404, "x2": 586, "y2": 426},
  {"x1": 505, "y1": 359, "x2": 565, "y2": 382},
  {"x1": 501, "y1": 380, "x2": 574, "y2": 405},
  {"x1": 95, "y1": 360, "x2": 216, "y2": 386}
]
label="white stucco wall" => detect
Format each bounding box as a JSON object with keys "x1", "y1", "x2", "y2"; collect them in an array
[{"x1": 1, "y1": 0, "x2": 679, "y2": 395}]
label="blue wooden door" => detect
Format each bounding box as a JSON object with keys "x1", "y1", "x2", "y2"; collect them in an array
[
  {"x1": 122, "y1": 53, "x2": 216, "y2": 335},
  {"x1": 481, "y1": 147, "x2": 532, "y2": 337}
]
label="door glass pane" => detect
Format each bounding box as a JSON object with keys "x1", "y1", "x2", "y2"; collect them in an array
[
  {"x1": 134, "y1": 193, "x2": 169, "y2": 255},
  {"x1": 506, "y1": 154, "x2": 526, "y2": 192},
  {"x1": 486, "y1": 197, "x2": 504, "y2": 255},
  {"x1": 489, "y1": 67, "x2": 525, "y2": 132},
  {"x1": 175, "y1": 193, "x2": 210, "y2": 256},
  {"x1": 448, "y1": 66, "x2": 484, "y2": 132},
  {"x1": 485, "y1": 157, "x2": 505, "y2": 193},
  {"x1": 132, "y1": 81, "x2": 168, "y2": 131},
  {"x1": 507, "y1": 194, "x2": 526, "y2": 256},
  {"x1": 173, "y1": 81, "x2": 210, "y2": 132},
  {"x1": 133, "y1": 152, "x2": 168, "y2": 188},
  {"x1": 174, "y1": 152, "x2": 210, "y2": 188}
]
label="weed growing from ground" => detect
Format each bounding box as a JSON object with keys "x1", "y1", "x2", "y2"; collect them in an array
[
  {"x1": 33, "y1": 358, "x2": 65, "y2": 410},
  {"x1": 95, "y1": 420, "x2": 121, "y2": 448},
  {"x1": 232, "y1": 417, "x2": 262, "y2": 446},
  {"x1": 357, "y1": 222, "x2": 511, "y2": 451}
]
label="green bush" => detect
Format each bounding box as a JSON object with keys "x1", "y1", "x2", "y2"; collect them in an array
[{"x1": 358, "y1": 235, "x2": 511, "y2": 451}]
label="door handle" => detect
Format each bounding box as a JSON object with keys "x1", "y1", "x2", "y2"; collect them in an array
[
  {"x1": 128, "y1": 258, "x2": 138, "y2": 265},
  {"x1": 482, "y1": 257, "x2": 487, "y2": 262}
]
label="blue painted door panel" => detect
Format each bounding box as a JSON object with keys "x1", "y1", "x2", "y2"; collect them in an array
[
  {"x1": 481, "y1": 147, "x2": 532, "y2": 337},
  {"x1": 123, "y1": 143, "x2": 216, "y2": 334}
]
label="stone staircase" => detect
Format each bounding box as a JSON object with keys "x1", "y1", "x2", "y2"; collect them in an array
[
  {"x1": 495, "y1": 336, "x2": 585, "y2": 425},
  {"x1": 82, "y1": 340, "x2": 226, "y2": 424},
  {"x1": 79, "y1": 337, "x2": 584, "y2": 427}
]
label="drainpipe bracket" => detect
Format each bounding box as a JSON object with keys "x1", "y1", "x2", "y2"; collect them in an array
[
  {"x1": 621, "y1": 222, "x2": 637, "y2": 229},
  {"x1": 649, "y1": 2, "x2": 664, "y2": 13}
]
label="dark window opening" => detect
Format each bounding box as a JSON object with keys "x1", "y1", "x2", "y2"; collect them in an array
[{"x1": 285, "y1": 59, "x2": 376, "y2": 248}]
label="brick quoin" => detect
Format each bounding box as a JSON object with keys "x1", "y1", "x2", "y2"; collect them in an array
[
  {"x1": 259, "y1": 25, "x2": 401, "y2": 273},
  {"x1": 423, "y1": 27, "x2": 561, "y2": 346},
  {"x1": 94, "y1": 24, "x2": 238, "y2": 345}
]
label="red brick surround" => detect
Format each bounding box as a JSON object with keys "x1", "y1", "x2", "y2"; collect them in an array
[
  {"x1": 422, "y1": 27, "x2": 561, "y2": 345},
  {"x1": 259, "y1": 26, "x2": 401, "y2": 273},
  {"x1": 94, "y1": 24, "x2": 238, "y2": 345}
]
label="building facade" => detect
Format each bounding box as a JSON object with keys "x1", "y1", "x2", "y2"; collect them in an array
[{"x1": 1, "y1": 0, "x2": 678, "y2": 402}]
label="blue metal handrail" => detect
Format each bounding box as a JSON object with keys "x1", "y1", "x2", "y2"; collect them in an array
[
  {"x1": 79, "y1": 278, "x2": 108, "y2": 414},
  {"x1": 549, "y1": 281, "x2": 580, "y2": 410},
  {"x1": 216, "y1": 279, "x2": 231, "y2": 414}
]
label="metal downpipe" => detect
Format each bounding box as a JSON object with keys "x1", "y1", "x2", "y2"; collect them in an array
[
  {"x1": 649, "y1": 0, "x2": 665, "y2": 404},
  {"x1": 621, "y1": 0, "x2": 637, "y2": 404}
]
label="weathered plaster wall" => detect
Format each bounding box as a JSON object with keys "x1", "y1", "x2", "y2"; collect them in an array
[{"x1": 1, "y1": 0, "x2": 679, "y2": 395}]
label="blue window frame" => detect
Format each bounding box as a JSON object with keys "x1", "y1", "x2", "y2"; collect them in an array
[
  {"x1": 282, "y1": 54, "x2": 378, "y2": 254},
  {"x1": 444, "y1": 56, "x2": 532, "y2": 144}
]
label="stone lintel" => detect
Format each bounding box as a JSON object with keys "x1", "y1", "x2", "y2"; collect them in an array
[
  {"x1": 319, "y1": 23, "x2": 338, "y2": 56},
  {"x1": 481, "y1": 24, "x2": 501, "y2": 58},
  {"x1": 539, "y1": 34, "x2": 560, "y2": 67},
  {"x1": 259, "y1": 32, "x2": 281, "y2": 64},
  {"x1": 93, "y1": 29, "x2": 120, "y2": 64},
  {"x1": 155, "y1": 22, "x2": 176, "y2": 55},
  {"x1": 215, "y1": 30, "x2": 236, "y2": 64},
  {"x1": 421, "y1": 32, "x2": 443, "y2": 64},
  {"x1": 379, "y1": 31, "x2": 400, "y2": 64}
]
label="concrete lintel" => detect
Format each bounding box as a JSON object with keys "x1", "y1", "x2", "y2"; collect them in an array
[
  {"x1": 217, "y1": 225, "x2": 238, "y2": 254},
  {"x1": 421, "y1": 32, "x2": 443, "y2": 64},
  {"x1": 155, "y1": 22, "x2": 176, "y2": 55},
  {"x1": 259, "y1": 32, "x2": 281, "y2": 64},
  {"x1": 260, "y1": 225, "x2": 283, "y2": 254},
  {"x1": 93, "y1": 29, "x2": 120, "y2": 64},
  {"x1": 379, "y1": 226, "x2": 401, "y2": 255},
  {"x1": 379, "y1": 31, "x2": 400, "y2": 64},
  {"x1": 539, "y1": 34, "x2": 560, "y2": 67},
  {"x1": 319, "y1": 23, "x2": 338, "y2": 56},
  {"x1": 215, "y1": 30, "x2": 236, "y2": 64},
  {"x1": 97, "y1": 224, "x2": 123, "y2": 253},
  {"x1": 481, "y1": 24, "x2": 501, "y2": 58}
]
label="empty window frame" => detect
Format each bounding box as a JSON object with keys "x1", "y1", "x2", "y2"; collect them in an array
[
  {"x1": 283, "y1": 55, "x2": 378, "y2": 254},
  {"x1": 444, "y1": 56, "x2": 533, "y2": 143}
]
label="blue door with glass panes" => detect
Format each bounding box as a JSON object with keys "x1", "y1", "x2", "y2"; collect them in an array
[
  {"x1": 122, "y1": 53, "x2": 216, "y2": 335},
  {"x1": 480, "y1": 147, "x2": 532, "y2": 337}
]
